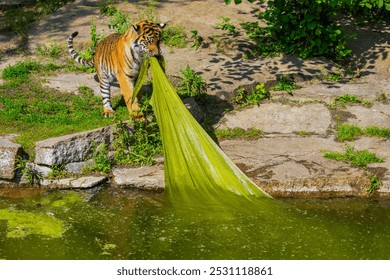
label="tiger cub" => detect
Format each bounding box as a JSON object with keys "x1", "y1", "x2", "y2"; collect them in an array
[{"x1": 68, "y1": 20, "x2": 166, "y2": 118}]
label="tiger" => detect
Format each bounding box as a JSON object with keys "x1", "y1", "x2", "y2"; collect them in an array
[{"x1": 67, "y1": 20, "x2": 166, "y2": 118}]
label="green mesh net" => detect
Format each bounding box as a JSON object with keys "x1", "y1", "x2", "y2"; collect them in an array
[{"x1": 137, "y1": 57, "x2": 270, "y2": 207}]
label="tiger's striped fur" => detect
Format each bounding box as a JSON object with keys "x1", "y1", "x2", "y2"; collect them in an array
[{"x1": 68, "y1": 20, "x2": 166, "y2": 117}]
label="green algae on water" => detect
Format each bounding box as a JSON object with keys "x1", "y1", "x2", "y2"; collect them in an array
[
  {"x1": 0, "y1": 209, "x2": 64, "y2": 238},
  {"x1": 148, "y1": 57, "x2": 270, "y2": 207}
]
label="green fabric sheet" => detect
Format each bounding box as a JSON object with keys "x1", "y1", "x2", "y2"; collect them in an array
[{"x1": 148, "y1": 57, "x2": 270, "y2": 207}]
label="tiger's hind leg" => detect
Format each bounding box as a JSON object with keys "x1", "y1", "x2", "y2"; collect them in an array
[
  {"x1": 117, "y1": 72, "x2": 144, "y2": 119},
  {"x1": 100, "y1": 76, "x2": 115, "y2": 117}
]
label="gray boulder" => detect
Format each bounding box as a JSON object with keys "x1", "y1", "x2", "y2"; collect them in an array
[
  {"x1": 0, "y1": 137, "x2": 22, "y2": 180},
  {"x1": 34, "y1": 126, "x2": 113, "y2": 166}
]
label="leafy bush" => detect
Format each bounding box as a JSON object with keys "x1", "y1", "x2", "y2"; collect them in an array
[
  {"x1": 176, "y1": 65, "x2": 207, "y2": 99},
  {"x1": 226, "y1": 0, "x2": 389, "y2": 60},
  {"x1": 240, "y1": 0, "x2": 352, "y2": 60}
]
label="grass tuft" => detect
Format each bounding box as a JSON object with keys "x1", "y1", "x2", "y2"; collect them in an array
[{"x1": 323, "y1": 145, "x2": 384, "y2": 169}]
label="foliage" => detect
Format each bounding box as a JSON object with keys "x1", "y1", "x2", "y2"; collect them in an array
[
  {"x1": 100, "y1": 1, "x2": 186, "y2": 48},
  {"x1": 232, "y1": 82, "x2": 270, "y2": 107},
  {"x1": 343, "y1": 0, "x2": 390, "y2": 22},
  {"x1": 161, "y1": 26, "x2": 187, "y2": 48},
  {"x1": 215, "y1": 127, "x2": 262, "y2": 140},
  {"x1": 1, "y1": 0, "x2": 71, "y2": 38},
  {"x1": 190, "y1": 30, "x2": 204, "y2": 50},
  {"x1": 176, "y1": 65, "x2": 207, "y2": 100},
  {"x1": 335, "y1": 94, "x2": 362, "y2": 104},
  {"x1": 47, "y1": 165, "x2": 68, "y2": 179},
  {"x1": 216, "y1": 16, "x2": 238, "y2": 35},
  {"x1": 77, "y1": 18, "x2": 103, "y2": 66},
  {"x1": 108, "y1": 9, "x2": 131, "y2": 34},
  {"x1": 323, "y1": 145, "x2": 384, "y2": 168},
  {"x1": 35, "y1": 43, "x2": 65, "y2": 58},
  {"x1": 83, "y1": 143, "x2": 112, "y2": 174},
  {"x1": 113, "y1": 94, "x2": 162, "y2": 166},
  {"x1": 332, "y1": 94, "x2": 371, "y2": 108},
  {"x1": 243, "y1": 1, "x2": 353, "y2": 60},
  {"x1": 270, "y1": 76, "x2": 300, "y2": 95},
  {"x1": 336, "y1": 124, "x2": 364, "y2": 141},
  {"x1": 1, "y1": 60, "x2": 61, "y2": 87},
  {"x1": 0, "y1": 71, "x2": 129, "y2": 151},
  {"x1": 15, "y1": 156, "x2": 42, "y2": 185},
  {"x1": 324, "y1": 71, "x2": 343, "y2": 82},
  {"x1": 336, "y1": 123, "x2": 390, "y2": 142},
  {"x1": 376, "y1": 91, "x2": 388, "y2": 103},
  {"x1": 227, "y1": 0, "x2": 389, "y2": 60},
  {"x1": 367, "y1": 174, "x2": 382, "y2": 193},
  {"x1": 364, "y1": 126, "x2": 390, "y2": 138}
]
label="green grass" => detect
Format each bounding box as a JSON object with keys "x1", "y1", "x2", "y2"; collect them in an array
[
  {"x1": 324, "y1": 71, "x2": 343, "y2": 82},
  {"x1": 162, "y1": 26, "x2": 187, "y2": 48},
  {"x1": 333, "y1": 94, "x2": 372, "y2": 107},
  {"x1": 35, "y1": 43, "x2": 65, "y2": 58},
  {"x1": 336, "y1": 123, "x2": 390, "y2": 142},
  {"x1": 2, "y1": 60, "x2": 63, "y2": 87},
  {"x1": 323, "y1": 145, "x2": 384, "y2": 169},
  {"x1": 0, "y1": 81, "x2": 129, "y2": 152},
  {"x1": 215, "y1": 127, "x2": 262, "y2": 140},
  {"x1": 1, "y1": 0, "x2": 71, "y2": 38}
]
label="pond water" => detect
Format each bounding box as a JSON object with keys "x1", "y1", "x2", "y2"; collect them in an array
[{"x1": 0, "y1": 187, "x2": 389, "y2": 260}]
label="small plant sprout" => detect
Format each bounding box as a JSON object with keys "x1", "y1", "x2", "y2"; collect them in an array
[
  {"x1": 270, "y1": 76, "x2": 300, "y2": 95},
  {"x1": 190, "y1": 30, "x2": 203, "y2": 50},
  {"x1": 217, "y1": 16, "x2": 238, "y2": 35},
  {"x1": 177, "y1": 65, "x2": 207, "y2": 99},
  {"x1": 232, "y1": 82, "x2": 270, "y2": 107},
  {"x1": 367, "y1": 175, "x2": 381, "y2": 194}
]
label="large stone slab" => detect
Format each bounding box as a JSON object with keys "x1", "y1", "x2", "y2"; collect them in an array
[
  {"x1": 345, "y1": 103, "x2": 390, "y2": 127},
  {"x1": 41, "y1": 176, "x2": 107, "y2": 189},
  {"x1": 112, "y1": 165, "x2": 164, "y2": 191},
  {"x1": 220, "y1": 137, "x2": 382, "y2": 197},
  {"x1": 217, "y1": 103, "x2": 332, "y2": 135},
  {"x1": 0, "y1": 137, "x2": 22, "y2": 180},
  {"x1": 34, "y1": 126, "x2": 113, "y2": 166}
]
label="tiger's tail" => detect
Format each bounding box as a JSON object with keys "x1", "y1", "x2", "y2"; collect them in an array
[{"x1": 67, "y1": 31, "x2": 94, "y2": 67}]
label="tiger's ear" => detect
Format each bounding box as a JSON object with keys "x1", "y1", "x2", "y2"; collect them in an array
[{"x1": 159, "y1": 23, "x2": 166, "y2": 29}]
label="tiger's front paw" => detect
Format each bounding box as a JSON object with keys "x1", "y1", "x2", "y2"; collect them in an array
[
  {"x1": 130, "y1": 110, "x2": 144, "y2": 121},
  {"x1": 103, "y1": 108, "x2": 115, "y2": 118}
]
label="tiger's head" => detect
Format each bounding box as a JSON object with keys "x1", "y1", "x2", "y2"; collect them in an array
[{"x1": 128, "y1": 20, "x2": 166, "y2": 57}]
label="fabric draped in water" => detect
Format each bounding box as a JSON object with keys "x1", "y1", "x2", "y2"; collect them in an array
[{"x1": 147, "y1": 57, "x2": 270, "y2": 206}]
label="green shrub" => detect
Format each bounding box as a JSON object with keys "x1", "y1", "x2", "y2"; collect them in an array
[
  {"x1": 176, "y1": 65, "x2": 207, "y2": 100},
  {"x1": 239, "y1": 0, "x2": 352, "y2": 60},
  {"x1": 226, "y1": 0, "x2": 389, "y2": 60}
]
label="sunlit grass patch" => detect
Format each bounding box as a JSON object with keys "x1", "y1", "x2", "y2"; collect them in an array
[
  {"x1": 0, "y1": 82, "x2": 129, "y2": 151},
  {"x1": 323, "y1": 145, "x2": 384, "y2": 169},
  {"x1": 336, "y1": 123, "x2": 390, "y2": 142},
  {"x1": 215, "y1": 127, "x2": 262, "y2": 140}
]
